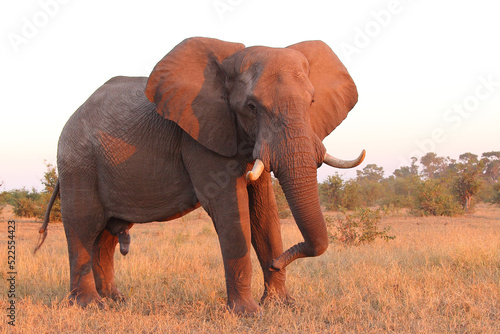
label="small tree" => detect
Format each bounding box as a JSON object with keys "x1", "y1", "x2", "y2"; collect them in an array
[
  {"x1": 479, "y1": 151, "x2": 500, "y2": 203},
  {"x1": 320, "y1": 174, "x2": 361, "y2": 211},
  {"x1": 492, "y1": 181, "x2": 500, "y2": 206},
  {"x1": 36, "y1": 161, "x2": 62, "y2": 222},
  {"x1": 319, "y1": 173, "x2": 344, "y2": 210},
  {"x1": 356, "y1": 164, "x2": 384, "y2": 206},
  {"x1": 482, "y1": 151, "x2": 500, "y2": 184},
  {"x1": 420, "y1": 152, "x2": 449, "y2": 179},
  {"x1": 384, "y1": 158, "x2": 421, "y2": 208},
  {"x1": 0, "y1": 180, "x2": 7, "y2": 208},
  {"x1": 452, "y1": 153, "x2": 485, "y2": 212},
  {"x1": 41, "y1": 161, "x2": 58, "y2": 193},
  {"x1": 412, "y1": 179, "x2": 463, "y2": 216},
  {"x1": 341, "y1": 179, "x2": 361, "y2": 210}
]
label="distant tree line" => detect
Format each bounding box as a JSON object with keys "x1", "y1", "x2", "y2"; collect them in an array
[
  {"x1": 0, "y1": 162, "x2": 61, "y2": 221},
  {"x1": 1, "y1": 151, "x2": 500, "y2": 221},
  {"x1": 317, "y1": 151, "x2": 500, "y2": 216}
]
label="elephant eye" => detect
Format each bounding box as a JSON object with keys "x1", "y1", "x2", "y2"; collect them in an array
[{"x1": 248, "y1": 103, "x2": 257, "y2": 111}]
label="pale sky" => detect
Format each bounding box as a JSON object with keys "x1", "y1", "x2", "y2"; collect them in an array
[{"x1": 1, "y1": 0, "x2": 499, "y2": 190}]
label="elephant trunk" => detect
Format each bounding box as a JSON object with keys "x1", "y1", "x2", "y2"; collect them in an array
[{"x1": 269, "y1": 137, "x2": 329, "y2": 271}]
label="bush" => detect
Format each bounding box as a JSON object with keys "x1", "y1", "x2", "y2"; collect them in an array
[
  {"x1": 6, "y1": 162, "x2": 62, "y2": 222},
  {"x1": 36, "y1": 162, "x2": 62, "y2": 222},
  {"x1": 356, "y1": 164, "x2": 385, "y2": 206},
  {"x1": 326, "y1": 208, "x2": 395, "y2": 246},
  {"x1": 0, "y1": 191, "x2": 9, "y2": 207},
  {"x1": 13, "y1": 197, "x2": 43, "y2": 218},
  {"x1": 319, "y1": 174, "x2": 343, "y2": 211},
  {"x1": 341, "y1": 179, "x2": 361, "y2": 210},
  {"x1": 381, "y1": 169, "x2": 421, "y2": 209},
  {"x1": 319, "y1": 174, "x2": 361, "y2": 211},
  {"x1": 453, "y1": 171, "x2": 482, "y2": 212},
  {"x1": 4, "y1": 188, "x2": 40, "y2": 206},
  {"x1": 492, "y1": 181, "x2": 500, "y2": 206},
  {"x1": 36, "y1": 192, "x2": 62, "y2": 222},
  {"x1": 411, "y1": 179, "x2": 463, "y2": 216},
  {"x1": 450, "y1": 153, "x2": 485, "y2": 212}
]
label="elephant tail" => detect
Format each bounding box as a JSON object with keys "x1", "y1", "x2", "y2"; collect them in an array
[{"x1": 34, "y1": 179, "x2": 60, "y2": 254}]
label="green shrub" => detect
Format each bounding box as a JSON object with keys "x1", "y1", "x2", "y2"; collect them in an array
[
  {"x1": 492, "y1": 181, "x2": 500, "y2": 206},
  {"x1": 13, "y1": 197, "x2": 43, "y2": 218},
  {"x1": 341, "y1": 179, "x2": 361, "y2": 210},
  {"x1": 319, "y1": 174, "x2": 361, "y2": 211},
  {"x1": 7, "y1": 162, "x2": 62, "y2": 222},
  {"x1": 448, "y1": 153, "x2": 485, "y2": 212},
  {"x1": 3, "y1": 188, "x2": 40, "y2": 206},
  {"x1": 326, "y1": 208, "x2": 395, "y2": 246},
  {"x1": 319, "y1": 173, "x2": 343, "y2": 211},
  {"x1": 36, "y1": 192, "x2": 62, "y2": 222},
  {"x1": 36, "y1": 161, "x2": 62, "y2": 222},
  {"x1": 411, "y1": 179, "x2": 463, "y2": 216}
]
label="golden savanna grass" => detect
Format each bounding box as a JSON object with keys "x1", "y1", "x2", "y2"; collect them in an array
[{"x1": 0, "y1": 204, "x2": 499, "y2": 333}]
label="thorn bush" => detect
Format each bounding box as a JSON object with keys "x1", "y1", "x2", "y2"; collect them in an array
[{"x1": 326, "y1": 207, "x2": 395, "y2": 246}]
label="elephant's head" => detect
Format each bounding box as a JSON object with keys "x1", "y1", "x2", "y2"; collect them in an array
[{"x1": 145, "y1": 37, "x2": 364, "y2": 270}]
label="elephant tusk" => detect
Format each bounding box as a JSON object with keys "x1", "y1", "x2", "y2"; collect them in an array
[
  {"x1": 323, "y1": 149, "x2": 366, "y2": 169},
  {"x1": 246, "y1": 159, "x2": 265, "y2": 182}
]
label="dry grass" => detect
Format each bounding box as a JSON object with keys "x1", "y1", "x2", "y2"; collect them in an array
[{"x1": 1, "y1": 204, "x2": 499, "y2": 333}]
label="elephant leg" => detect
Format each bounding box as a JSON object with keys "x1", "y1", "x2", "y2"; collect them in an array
[
  {"x1": 182, "y1": 145, "x2": 259, "y2": 314},
  {"x1": 92, "y1": 228, "x2": 125, "y2": 301},
  {"x1": 205, "y1": 177, "x2": 259, "y2": 314},
  {"x1": 64, "y1": 221, "x2": 104, "y2": 308},
  {"x1": 247, "y1": 172, "x2": 291, "y2": 304},
  {"x1": 60, "y1": 178, "x2": 106, "y2": 308}
]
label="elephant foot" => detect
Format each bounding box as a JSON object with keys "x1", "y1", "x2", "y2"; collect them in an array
[
  {"x1": 227, "y1": 298, "x2": 261, "y2": 316},
  {"x1": 68, "y1": 291, "x2": 105, "y2": 308},
  {"x1": 97, "y1": 286, "x2": 126, "y2": 302},
  {"x1": 260, "y1": 287, "x2": 294, "y2": 306},
  {"x1": 110, "y1": 290, "x2": 126, "y2": 302}
]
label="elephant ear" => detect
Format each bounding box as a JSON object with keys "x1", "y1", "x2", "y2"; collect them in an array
[
  {"x1": 287, "y1": 41, "x2": 358, "y2": 140},
  {"x1": 146, "y1": 37, "x2": 245, "y2": 157}
]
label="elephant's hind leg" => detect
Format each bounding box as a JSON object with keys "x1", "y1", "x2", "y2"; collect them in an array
[
  {"x1": 60, "y1": 179, "x2": 107, "y2": 307},
  {"x1": 64, "y1": 219, "x2": 105, "y2": 308},
  {"x1": 92, "y1": 228, "x2": 125, "y2": 301}
]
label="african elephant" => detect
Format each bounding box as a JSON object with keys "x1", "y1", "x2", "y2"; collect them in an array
[{"x1": 38, "y1": 37, "x2": 364, "y2": 314}]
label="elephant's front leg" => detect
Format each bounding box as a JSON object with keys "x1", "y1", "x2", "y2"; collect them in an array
[
  {"x1": 182, "y1": 144, "x2": 259, "y2": 314},
  {"x1": 247, "y1": 171, "x2": 291, "y2": 304},
  {"x1": 204, "y1": 177, "x2": 260, "y2": 314}
]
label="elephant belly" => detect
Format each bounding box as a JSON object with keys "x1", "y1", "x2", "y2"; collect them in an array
[{"x1": 97, "y1": 151, "x2": 199, "y2": 224}]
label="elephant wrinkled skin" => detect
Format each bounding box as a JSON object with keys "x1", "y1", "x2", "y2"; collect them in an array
[{"x1": 38, "y1": 37, "x2": 364, "y2": 315}]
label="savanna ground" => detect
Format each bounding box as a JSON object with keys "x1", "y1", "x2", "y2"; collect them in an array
[{"x1": 0, "y1": 204, "x2": 499, "y2": 333}]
